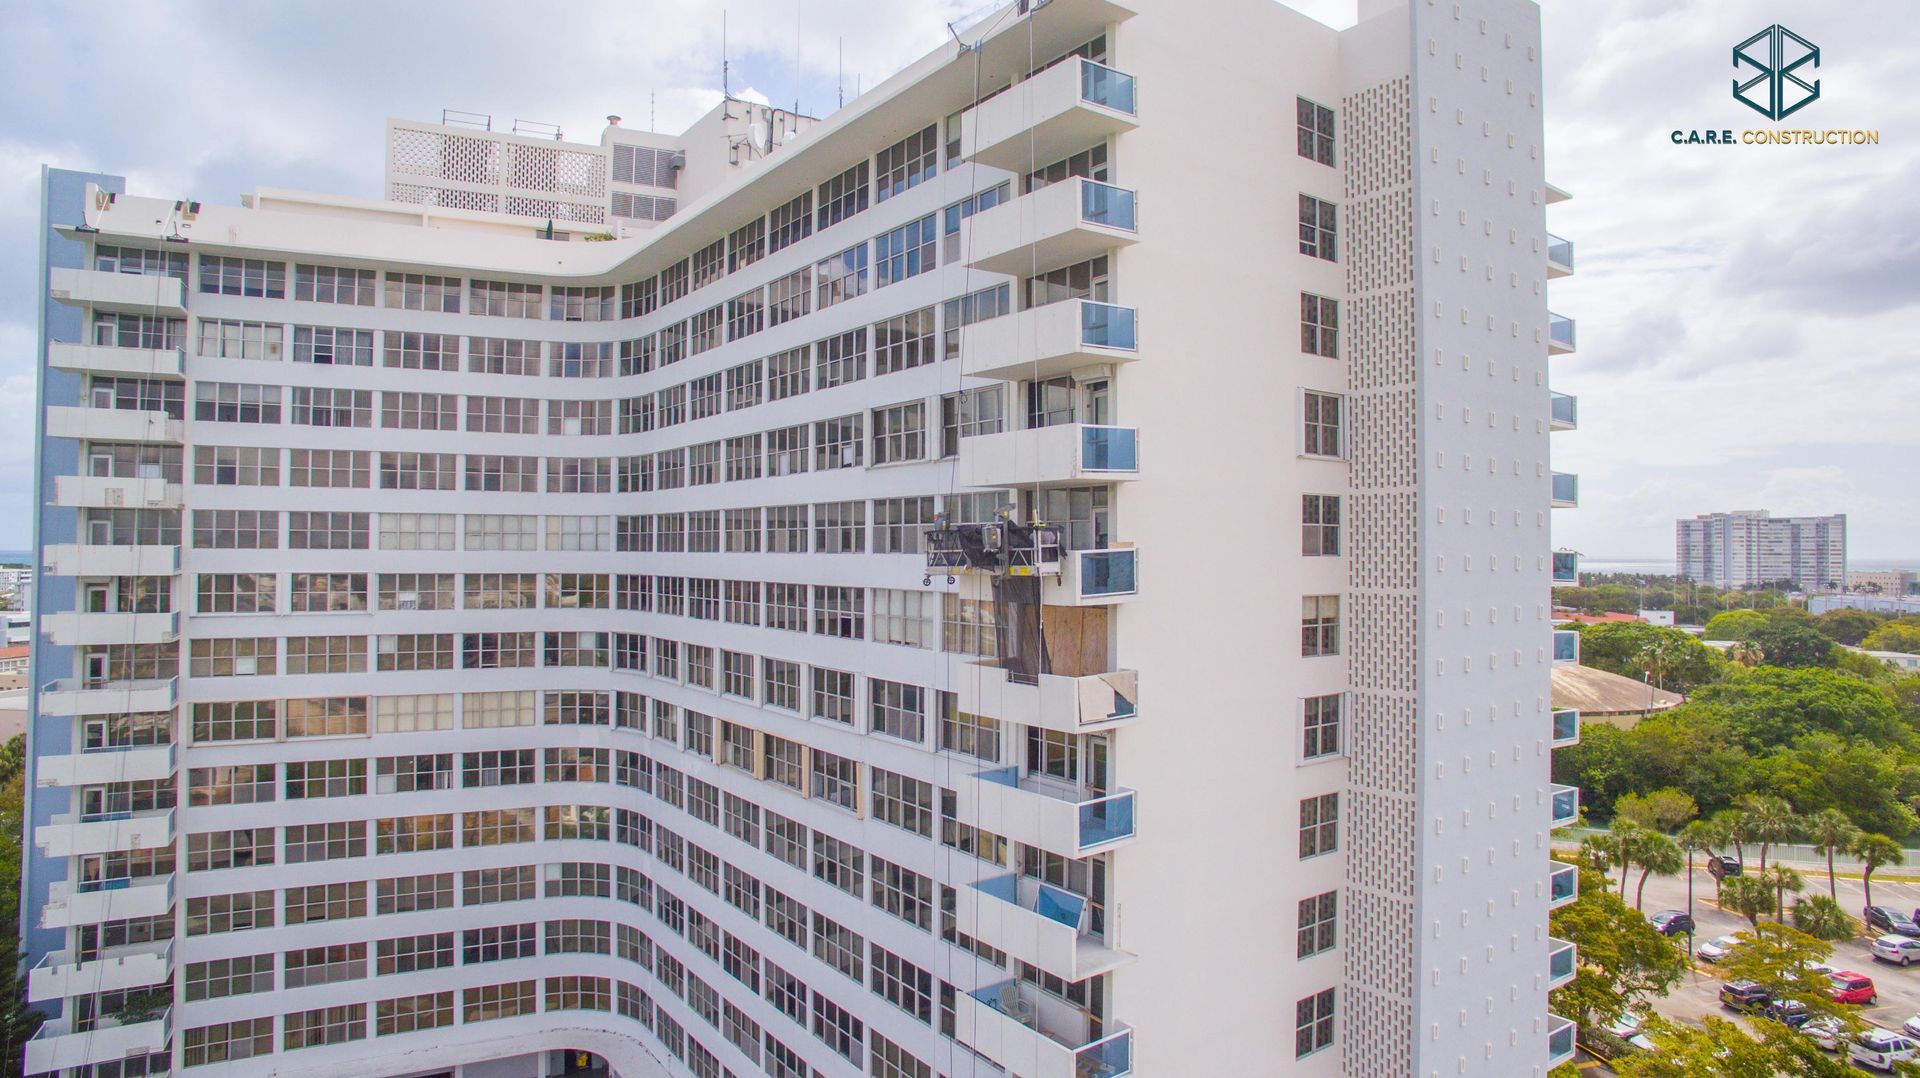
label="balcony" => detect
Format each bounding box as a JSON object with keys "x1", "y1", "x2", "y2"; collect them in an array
[
  {"x1": 1551, "y1": 472, "x2": 1578, "y2": 508},
  {"x1": 954, "y1": 661, "x2": 1137, "y2": 734},
  {"x1": 959, "y1": 57, "x2": 1138, "y2": 173},
  {"x1": 1550, "y1": 391, "x2": 1577, "y2": 431},
  {"x1": 1553, "y1": 629, "x2": 1580, "y2": 664},
  {"x1": 28, "y1": 941, "x2": 172, "y2": 1004},
  {"x1": 25, "y1": 1010, "x2": 170, "y2": 1075},
  {"x1": 1549, "y1": 784, "x2": 1580, "y2": 829},
  {"x1": 1044, "y1": 547, "x2": 1138, "y2": 605},
  {"x1": 41, "y1": 874, "x2": 174, "y2": 930},
  {"x1": 35, "y1": 742, "x2": 176, "y2": 788},
  {"x1": 48, "y1": 267, "x2": 186, "y2": 316},
  {"x1": 44, "y1": 406, "x2": 184, "y2": 445},
  {"x1": 1546, "y1": 182, "x2": 1572, "y2": 204},
  {"x1": 41, "y1": 609, "x2": 179, "y2": 648},
  {"x1": 1548, "y1": 938, "x2": 1577, "y2": 988},
  {"x1": 961, "y1": 299, "x2": 1138, "y2": 382},
  {"x1": 956, "y1": 874, "x2": 1133, "y2": 981},
  {"x1": 957, "y1": 424, "x2": 1139, "y2": 489},
  {"x1": 961, "y1": 178, "x2": 1139, "y2": 277},
  {"x1": 35, "y1": 807, "x2": 175, "y2": 859},
  {"x1": 1551, "y1": 708, "x2": 1580, "y2": 748},
  {"x1": 1547, "y1": 1014, "x2": 1577, "y2": 1067},
  {"x1": 1549, "y1": 312, "x2": 1576, "y2": 354},
  {"x1": 52, "y1": 475, "x2": 182, "y2": 511},
  {"x1": 43, "y1": 543, "x2": 179, "y2": 578},
  {"x1": 957, "y1": 981, "x2": 1133, "y2": 1078},
  {"x1": 47, "y1": 342, "x2": 185, "y2": 379},
  {"x1": 38, "y1": 677, "x2": 177, "y2": 717},
  {"x1": 1551, "y1": 548, "x2": 1579, "y2": 587},
  {"x1": 1547, "y1": 234, "x2": 1574, "y2": 278},
  {"x1": 958, "y1": 767, "x2": 1137, "y2": 857},
  {"x1": 1549, "y1": 862, "x2": 1578, "y2": 909}
]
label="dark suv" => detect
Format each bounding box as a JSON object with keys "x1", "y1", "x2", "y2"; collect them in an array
[
  {"x1": 1866, "y1": 906, "x2": 1920, "y2": 938},
  {"x1": 1648, "y1": 910, "x2": 1696, "y2": 937},
  {"x1": 1719, "y1": 980, "x2": 1771, "y2": 1014}
]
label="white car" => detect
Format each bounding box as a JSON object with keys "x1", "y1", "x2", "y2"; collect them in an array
[
  {"x1": 1903, "y1": 1015, "x2": 1920, "y2": 1040},
  {"x1": 1874, "y1": 934, "x2": 1920, "y2": 966},
  {"x1": 1852, "y1": 1030, "x2": 1920, "y2": 1073},
  {"x1": 1803, "y1": 1017, "x2": 1845, "y2": 1052},
  {"x1": 1605, "y1": 1012, "x2": 1646, "y2": 1040},
  {"x1": 1697, "y1": 935, "x2": 1743, "y2": 962}
]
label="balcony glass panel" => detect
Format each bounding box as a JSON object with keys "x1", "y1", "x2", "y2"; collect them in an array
[
  {"x1": 1080, "y1": 302, "x2": 1137, "y2": 350},
  {"x1": 1551, "y1": 550, "x2": 1579, "y2": 583},
  {"x1": 1553, "y1": 630, "x2": 1579, "y2": 663},
  {"x1": 1549, "y1": 312, "x2": 1576, "y2": 350},
  {"x1": 1552, "y1": 472, "x2": 1579, "y2": 505},
  {"x1": 1550, "y1": 862, "x2": 1578, "y2": 904},
  {"x1": 1550, "y1": 784, "x2": 1580, "y2": 827},
  {"x1": 1549, "y1": 939, "x2": 1576, "y2": 982},
  {"x1": 1551, "y1": 708, "x2": 1579, "y2": 744},
  {"x1": 1080, "y1": 426, "x2": 1138, "y2": 472},
  {"x1": 1079, "y1": 59, "x2": 1137, "y2": 115},
  {"x1": 1080, "y1": 550, "x2": 1137, "y2": 599},
  {"x1": 1548, "y1": 1015, "x2": 1577, "y2": 1062},
  {"x1": 1548, "y1": 234, "x2": 1574, "y2": 269},
  {"x1": 1550, "y1": 391, "x2": 1577, "y2": 427},
  {"x1": 1079, "y1": 1029, "x2": 1134, "y2": 1078},
  {"x1": 1080, "y1": 180, "x2": 1136, "y2": 231},
  {"x1": 1079, "y1": 791, "x2": 1136, "y2": 849}
]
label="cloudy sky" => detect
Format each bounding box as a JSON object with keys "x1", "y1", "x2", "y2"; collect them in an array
[{"x1": 1, "y1": 0, "x2": 1914, "y2": 560}]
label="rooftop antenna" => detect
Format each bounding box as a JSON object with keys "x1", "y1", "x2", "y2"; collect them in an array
[
  {"x1": 650, "y1": 91, "x2": 655, "y2": 131},
  {"x1": 722, "y1": 9, "x2": 731, "y2": 99},
  {"x1": 838, "y1": 38, "x2": 844, "y2": 109},
  {"x1": 794, "y1": 0, "x2": 802, "y2": 117}
]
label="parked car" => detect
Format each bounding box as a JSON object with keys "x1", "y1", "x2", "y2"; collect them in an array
[
  {"x1": 1648, "y1": 909, "x2": 1695, "y2": 937},
  {"x1": 1763, "y1": 999, "x2": 1811, "y2": 1028},
  {"x1": 1903, "y1": 1015, "x2": 1920, "y2": 1040},
  {"x1": 1604, "y1": 1012, "x2": 1645, "y2": 1040},
  {"x1": 1697, "y1": 934, "x2": 1744, "y2": 962},
  {"x1": 1719, "y1": 980, "x2": 1771, "y2": 1013},
  {"x1": 1851, "y1": 1030, "x2": 1920, "y2": 1073},
  {"x1": 1803, "y1": 1017, "x2": 1845, "y2": 1052},
  {"x1": 1707, "y1": 855, "x2": 1744, "y2": 879},
  {"x1": 1830, "y1": 971, "x2": 1879, "y2": 1006},
  {"x1": 1874, "y1": 934, "x2": 1920, "y2": 966},
  {"x1": 1866, "y1": 906, "x2": 1920, "y2": 938}
]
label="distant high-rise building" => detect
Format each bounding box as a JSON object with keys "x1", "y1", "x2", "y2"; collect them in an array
[
  {"x1": 24, "y1": 0, "x2": 1581, "y2": 1074},
  {"x1": 1676, "y1": 510, "x2": 1847, "y2": 591}
]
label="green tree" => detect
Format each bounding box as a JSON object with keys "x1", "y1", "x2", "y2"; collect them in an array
[
  {"x1": 1721, "y1": 875, "x2": 1775, "y2": 927},
  {"x1": 1703, "y1": 609, "x2": 1770, "y2": 641},
  {"x1": 1760, "y1": 863, "x2": 1805, "y2": 924},
  {"x1": 1739, "y1": 794, "x2": 1799, "y2": 871},
  {"x1": 1852, "y1": 832, "x2": 1906, "y2": 911},
  {"x1": 1614, "y1": 787, "x2": 1699, "y2": 833},
  {"x1": 1863, "y1": 623, "x2": 1920, "y2": 655},
  {"x1": 1620, "y1": 1015, "x2": 1860, "y2": 1077},
  {"x1": 1574, "y1": 622, "x2": 1729, "y2": 694},
  {"x1": 1749, "y1": 621, "x2": 1839, "y2": 668},
  {"x1": 1608, "y1": 818, "x2": 1646, "y2": 895},
  {"x1": 1717, "y1": 923, "x2": 1836, "y2": 1012},
  {"x1": 1547, "y1": 862, "x2": 1688, "y2": 1031},
  {"x1": 1632, "y1": 831, "x2": 1684, "y2": 910},
  {"x1": 1817, "y1": 608, "x2": 1885, "y2": 647},
  {"x1": 1803, "y1": 808, "x2": 1861, "y2": 901},
  {"x1": 1792, "y1": 894, "x2": 1859, "y2": 941},
  {"x1": 0, "y1": 734, "x2": 45, "y2": 1059}
]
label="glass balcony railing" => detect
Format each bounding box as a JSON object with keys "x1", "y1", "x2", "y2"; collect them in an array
[
  {"x1": 1080, "y1": 1029, "x2": 1135, "y2": 1078},
  {"x1": 1550, "y1": 862, "x2": 1578, "y2": 906},
  {"x1": 1079, "y1": 58, "x2": 1137, "y2": 115},
  {"x1": 1080, "y1": 302, "x2": 1137, "y2": 351},
  {"x1": 1550, "y1": 391, "x2": 1577, "y2": 428},
  {"x1": 1079, "y1": 549, "x2": 1138, "y2": 599},
  {"x1": 1549, "y1": 312, "x2": 1576, "y2": 351},
  {"x1": 1551, "y1": 708, "x2": 1580, "y2": 746},
  {"x1": 1079, "y1": 791, "x2": 1136, "y2": 850},
  {"x1": 1080, "y1": 426, "x2": 1138, "y2": 472},
  {"x1": 1553, "y1": 629, "x2": 1580, "y2": 663},
  {"x1": 1548, "y1": 1015, "x2": 1577, "y2": 1065},
  {"x1": 1547, "y1": 234, "x2": 1574, "y2": 271},
  {"x1": 1550, "y1": 784, "x2": 1580, "y2": 828},
  {"x1": 1551, "y1": 472, "x2": 1579, "y2": 506},
  {"x1": 1552, "y1": 549, "x2": 1579, "y2": 584},
  {"x1": 1080, "y1": 179, "x2": 1137, "y2": 231},
  {"x1": 1549, "y1": 938, "x2": 1577, "y2": 986}
]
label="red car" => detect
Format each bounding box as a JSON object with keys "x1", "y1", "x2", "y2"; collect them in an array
[{"x1": 1830, "y1": 971, "x2": 1878, "y2": 1005}]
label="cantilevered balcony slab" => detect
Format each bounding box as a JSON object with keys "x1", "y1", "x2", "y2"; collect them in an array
[
  {"x1": 954, "y1": 660, "x2": 1137, "y2": 733},
  {"x1": 954, "y1": 767, "x2": 1137, "y2": 858},
  {"x1": 958, "y1": 57, "x2": 1138, "y2": 173},
  {"x1": 35, "y1": 808, "x2": 175, "y2": 859},
  {"x1": 40, "y1": 875, "x2": 175, "y2": 930},
  {"x1": 48, "y1": 342, "x2": 184, "y2": 379},
  {"x1": 956, "y1": 983, "x2": 1133, "y2": 1078},
  {"x1": 35, "y1": 743, "x2": 176, "y2": 788},
  {"x1": 954, "y1": 874, "x2": 1134, "y2": 981},
  {"x1": 52, "y1": 475, "x2": 182, "y2": 511},
  {"x1": 38, "y1": 678, "x2": 177, "y2": 717},
  {"x1": 956, "y1": 423, "x2": 1138, "y2": 490},
  {"x1": 959, "y1": 178, "x2": 1138, "y2": 277},
  {"x1": 961, "y1": 299, "x2": 1138, "y2": 383},
  {"x1": 28, "y1": 941, "x2": 172, "y2": 1003},
  {"x1": 25, "y1": 1011, "x2": 169, "y2": 1075},
  {"x1": 45, "y1": 406, "x2": 183, "y2": 445},
  {"x1": 48, "y1": 267, "x2": 185, "y2": 316},
  {"x1": 41, "y1": 610, "x2": 179, "y2": 647},
  {"x1": 43, "y1": 544, "x2": 179, "y2": 578}
]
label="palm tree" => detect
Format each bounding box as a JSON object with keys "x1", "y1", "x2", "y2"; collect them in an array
[
  {"x1": 1707, "y1": 808, "x2": 1749, "y2": 869},
  {"x1": 1804, "y1": 809, "x2": 1861, "y2": 902},
  {"x1": 1759, "y1": 864, "x2": 1805, "y2": 924},
  {"x1": 1634, "y1": 635, "x2": 1690, "y2": 690},
  {"x1": 1633, "y1": 832, "x2": 1685, "y2": 910},
  {"x1": 1720, "y1": 876, "x2": 1773, "y2": 928},
  {"x1": 1791, "y1": 895, "x2": 1859, "y2": 942},
  {"x1": 1739, "y1": 795, "x2": 1798, "y2": 871},
  {"x1": 1853, "y1": 833, "x2": 1906, "y2": 912},
  {"x1": 1578, "y1": 833, "x2": 1614, "y2": 879},
  {"x1": 1730, "y1": 640, "x2": 1765, "y2": 668},
  {"x1": 1609, "y1": 818, "x2": 1646, "y2": 895}
]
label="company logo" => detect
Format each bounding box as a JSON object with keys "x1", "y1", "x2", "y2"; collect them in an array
[{"x1": 1733, "y1": 24, "x2": 1820, "y2": 120}]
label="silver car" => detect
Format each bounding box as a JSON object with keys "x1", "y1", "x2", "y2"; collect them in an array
[
  {"x1": 1696, "y1": 934, "x2": 1743, "y2": 962},
  {"x1": 1874, "y1": 934, "x2": 1920, "y2": 967}
]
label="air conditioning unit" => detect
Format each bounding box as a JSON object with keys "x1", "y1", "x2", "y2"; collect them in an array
[
  {"x1": 396, "y1": 593, "x2": 419, "y2": 610},
  {"x1": 234, "y1": 656, "x2": 256, "y2": 676}
]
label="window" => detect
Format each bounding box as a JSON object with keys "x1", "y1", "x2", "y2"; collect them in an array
[
  {"x1": 873, "y1": 589, "x2": 934, "y2": 649},
  {"x1": 811, "y1": 752, "x2": 860, "y2": 813},
  {"x1": 469, "y1": 337, "x2": 541, "y2": 377},
  {"x1": 184, "y1": 1018, "x2": 274, "y2": 1067},
  {"x1": 287, "y1": 510, "x2": 368, "y2": 549},
  {"x1": 727, "y1": 217, "x2": 767, "y2": 272},
  {"x1": 870, "y1": 679, "x2": 926, "y2": 742},
  {"x1": 873, "y1": 496, "x2": 933, "y2": 554},
  {"x1": 1303, "y1": 391, "x2": 1343, "y2": 457},
  {"x1": 815, "y1": 328, "x2": 866, "y2": 389},
  {"x1": 817, "y1": 161, "x2": 870, "y2": 229},
  {"x1": 186, "y1": 954, "x2": 274, "y2": 1001},
  {"x1": 940, "y1": 701, "x2": 1001, "y2": 760},
  {"x1": 811, "y1": 991, "x2": 865, "y2": 1065},
  {"x1": 769, "y1": 190, "x2": 814, "y2": 251},
  {"x1": 379, "y1": 452, "x2": 457, "y2": 491},
  {"x1": 463, "y1": 981, "x2": 537, "y2": 1023},
  {"x1": 876, "y1": 124, "x2": 938, "y2": 200},
  {"x1": 726, "y1": 287, "x2": 764, "y2": 340},
  {"x1": 1299, "y1": 793, "x2": 1339, "y2": 858},
  {"x1": 92, "y1": 312, "x2": 182, "y2": 352},
  {"x1": 1301, "y1": 293, "x2": 1339, "y2": 357},
  {"x1": 692, "y1": 238, "x2": 727, "y2": 292},
  {"x1": 871, "y1": 770, "x2": 934, "y2": 837},
  {"x1": 872, "y1": 401, "x2": 926, "y2": 463},
  {"x1": 941, "y1": 283, "x2": 1011, "y2": 358},
  {"x1": 464, "y1": 513, "x2": 538, "y2": 551},
  {"x1": 470, "y1": 279, "x2": 542, "y2": 318},
  {"x1": 380, "y1": 391, "x2": 457, "y2": 430},
  {"x1": 1295, "y1": 988, "x2": 1336, "y2": 1058},
  {"x1": 1298, "y1": 891, "x2": 1338, "y2": 958},
  {"x1": 294, "y1": 263, "x2": 375, "y2": 304},
  {"x1": 377, "y1": 694, "x2": 453, "y2": 733},
  {"x1": 874, "y1": 306, "x2": 936, "y2": 374},
  {"x1": 1026, "y1": 143, "x2": 1109, "y2": 193},
  {"x1": 941, "y1": 385, "x2": 1005, "y2": 455},
  {"x1": 193, "y1": 382, "x2": 280, "y2": 424},
  {"x1": 197, "y1": 319, "x2": 284, "y2": 360},
  {"x1": 285, "y1": 881, "x2": 367, "y2": 925},
  {"x1": 767, "y1": 267, "x2": 811, "y2": 326},
  {"x1": 550, "y1": 285, "x2": 616, "y2": 321},
  {"x1": 815, "y1": 415, "x2": 863, "y2": 470},
  {"x1": 874, "y1": 215, "x2": 936, "y2": 286},
  {"x1": 1303, "y1": 494, "x2": 1341, "y2": 556},
  {"x1": 816, "y1": 242, "x2": 868, "y2": 308},
  {"x1": 385, "y1": 273, "x2": 460, "y2": 312},
  {"x1": 1299, "y1": 195, "x2": 1337, "y2": 260},
  {"x1": 1297, "y1": 97, "x2": 1336, "y2": 166},
  {"x1": 872, "y1": 1032, "x2": 932, "y2": 1078},
  {"x1": 377, "y1": 991, "x2": 454, "y2": 1037},
  {"x1": 1302, "y1": 595, "x2": 1339, "y2": 657},
  {"x1": 1303, "y1": 693, "x2": 1343, "y2": 760},
  {"x1": 547, "y1": 514, "x2": 610, "y2": 551},
  {"x1": 382, "y1": 331, "x2": 458, "y2": 371},
  {"x1": 767, "y1": 347, "x2": 809, "y2": 401},
  {"x1": 869, "y1": 944, "x2": 933, "y2": 1020},
  {"x1": 192, "y1": 446, "x2": 278, "y2": 487},
  {"x1": 462, "y1": 866, "x2": 536, "y2": 905},
  {"x1": 941, "y1": 181, "x2": 1010, "y2": 259},
  {"x1": 290, "y1": 386, "x2": 371, "y2": 427},
  {"x1": 199, "y1": 256, "x2": 285, "y2": 298},
  {"x1": 284, "y1": 943, "x2": 368, "y2": 989},
  {"x1": 813, "y1": 585, "x2": 864, "y2": 638},
  {"x1": 764, "y1": 661, "x2": 800, "y2": 712},
  {"x1": 292, "y1": 325, "x2": 374, "y2": 365},
  {"x1": 813, "y1": 501, "x2": 865, "y2": 554}
]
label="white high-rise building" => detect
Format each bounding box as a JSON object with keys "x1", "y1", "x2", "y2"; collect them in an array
[
  {"x1": 24, "y1": 0, "x2": 1582, "y2": 1075},
  {"x1": 1676, "y1": 510, "x2": 1848, "y2": 592}
]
